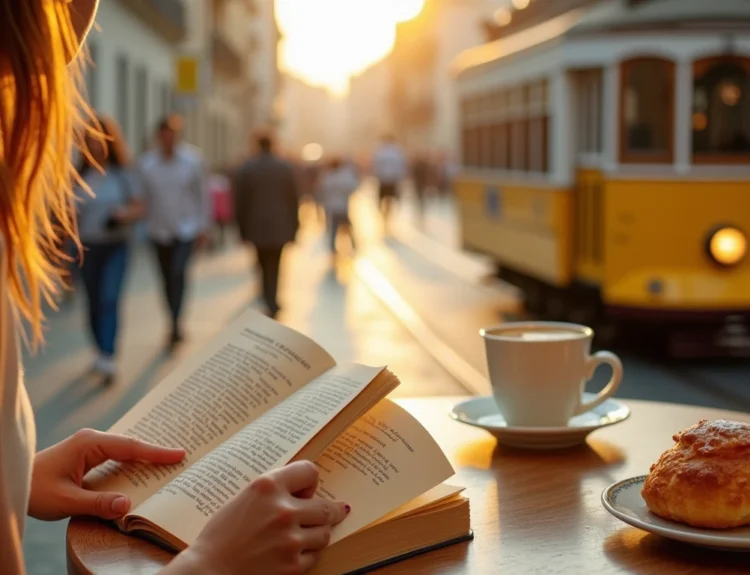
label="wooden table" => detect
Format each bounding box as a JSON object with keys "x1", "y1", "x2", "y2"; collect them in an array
[{"x1": 68, "y1": 396, "x2": 750, "y2": 574}]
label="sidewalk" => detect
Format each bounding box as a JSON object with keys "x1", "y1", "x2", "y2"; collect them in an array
[
  {"x1": 352, "y1": 182, "x2": 522, "y2": 394},
  {"x1": 23, "y1": 218, "x2": 462, "y2": 575}
]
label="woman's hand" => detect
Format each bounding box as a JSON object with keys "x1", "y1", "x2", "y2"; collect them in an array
[
  {"x1": 165, "y1": 461, "x2": 350, "y2": 575},
  {"x1": 29, "y1": 429, "x2": 185, "y2": 521},
  {"x1": 111, "y1": 200, "x2": 145, "y2": 224}
]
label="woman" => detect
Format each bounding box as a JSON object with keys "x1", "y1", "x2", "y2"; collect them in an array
[
  {"x1": 0, "y1": 2, "x2": 348, "y2": 574},
  {"x1": 76, "y1": 116, "x2": 140, "y2": 380}
]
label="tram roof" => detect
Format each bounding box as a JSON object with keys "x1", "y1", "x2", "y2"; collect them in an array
[
  {"x1": 452, "y1": 0, "x2": 750, "y2": 78},
  {"x1": 573, "y1": 0, "x2": 750, "y2": 33}
]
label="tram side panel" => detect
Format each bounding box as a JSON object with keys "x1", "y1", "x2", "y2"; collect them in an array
[
  {"x1": 601, "y1": 179, "x2": 750, "y2": 322},
  {"x1": 454, "y1": 175, "x2": 575, "y2": 291},
  {"x1": 456, "y1": 174, "x2": 750, "y2": 325}
]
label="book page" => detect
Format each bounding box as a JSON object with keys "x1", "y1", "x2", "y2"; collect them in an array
[
  {"x1": 84, "y1": 310, "x2": 336, "y2": 510},
  {"x1": 368, "y1": 483, "x2": 465, "y2": 527},
  {"x1": 131, "y1": 363, "x2": 385, "y2": 545},
  {"x1": 312, "y1": 399, "x2": 455, "y2": 544}
]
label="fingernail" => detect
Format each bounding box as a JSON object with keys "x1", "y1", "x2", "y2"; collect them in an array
[
  {"x1": 111, "y1": 497, "x2": 130, "y2": 514},
  {"x1": 344, "y1": 504, "x2": 351, "y2": 514}
]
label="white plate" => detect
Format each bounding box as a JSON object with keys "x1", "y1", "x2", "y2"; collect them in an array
[
  {"x1": 449, "y1": 393, "x2": 630, "y2": 450},
  {"x1": 602, "y1": 476, "x2": 750, "y2": 552}
]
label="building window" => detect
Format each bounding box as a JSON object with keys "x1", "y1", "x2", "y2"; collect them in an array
[
  {"x1": 620, "y1": 57, "x2": 675, "y2": 163},
  {"x1": 161, "y1": 81, "x2": 174, "y2": 118},
  {"x1": 115, "y1": 54, "x2": 130, "y2": 141},
  {"x1": 85, "y1": 42, "x2": 98, "y2": 109},
  {"x1": 160, "y1": 84, "x2": 168, "y2": 118},
  {"x1": 135, "y1": 65, "x2": 149, "y2": 154},
  {"x1": 692, "y1": 56, "x2": 750, "y2": 163}
]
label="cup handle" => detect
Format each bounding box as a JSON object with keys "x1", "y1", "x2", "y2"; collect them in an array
[{"x1": 573, "y1": 351, "x2": 624, "y2": 416}]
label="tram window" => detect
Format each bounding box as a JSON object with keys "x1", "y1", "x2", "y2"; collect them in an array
[
  {"x1": 692, "y1": 56, "x2": 750, "y2": 162},
  {"x1": 480, "y1": 125, "x2": 494, "y2": 168},
  {"x1": 462, "y1": 127, "x2": 476, "y2": 168},
  {"x1": 512, "y1": 119, "x2": 529, "y2": 171},
  {"x1": 492, "y1": 123, "x2": 510, "y2": 169},
  {"x1": 528, "y1": 116, "x2": 550, "y2": 173},
  {"x1": 620, "y1": 58, "x2": 675, "y2": 163}
]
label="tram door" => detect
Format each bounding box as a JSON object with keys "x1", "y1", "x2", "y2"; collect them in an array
[{"x1": 571, "y1": 69, "x2": 605, "y2": 287}]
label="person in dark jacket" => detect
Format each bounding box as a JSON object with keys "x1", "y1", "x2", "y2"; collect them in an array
[{"x1": 232, "y1": 134, "x2": 300, "y2": 318}]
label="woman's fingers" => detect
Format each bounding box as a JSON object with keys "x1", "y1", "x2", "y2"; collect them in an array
[
  {"x1": 297, "y1": 551, "x2": 322, "y2": 573},
  {"x1": 271, "y1": 461, "x2": 320, "y2": 495},
  {"x1": 58, "y1": 484, "x2": 132, "y2": 519},
  {"x1": 296, "y1": 498, "x2": 350, "y2": 527},
  {"x1": 300, "y1": 526, "x2": 334, "y2": 551},
  {"x1": 74, "y1": 429, "x2": 185, "y2": 470}
]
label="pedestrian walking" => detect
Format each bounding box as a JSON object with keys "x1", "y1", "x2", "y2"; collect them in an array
[
  {"x1": 75, "y1": 115, "x2": 142, "y2": 381},
  {"x1": 410, "y1": 153, "x2": 432, "y2": 225},
  {"x1": 209, "y1": 172, "x2": 233, "y2": 250},
  {"x1": 371, "y1": 134, "x2": 407, "y2": 229},
  {"x1": 138, "y1": 116, "x2": 210, "y2": 349},
  {"x1": 232, "y1": 133, "x2": 300, "y2": 318},
  {"x1": 320, "y1": 157, "x2": 359, "y2": 257}
]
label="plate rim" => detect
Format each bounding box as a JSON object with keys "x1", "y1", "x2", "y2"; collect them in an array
[
  {"x1": 602, "y1": 475, "x2": 750, "y2": 548},
  {"x1": 450, "y1": 394, "x2": 631, "y2": 435}
]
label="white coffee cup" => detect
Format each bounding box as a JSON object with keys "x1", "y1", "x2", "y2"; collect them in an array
[{"x1": 480, "y1": 321, "x2": 624, "y2": 427}]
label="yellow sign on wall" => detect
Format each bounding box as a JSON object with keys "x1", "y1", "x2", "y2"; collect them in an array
[{"x1": 176, "y1": 56, "x2": 199, "y2": 95}]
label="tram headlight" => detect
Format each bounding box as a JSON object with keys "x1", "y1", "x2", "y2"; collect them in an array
[{"x1": 706, "y1": 226, "x2": 747, "y2": 267}]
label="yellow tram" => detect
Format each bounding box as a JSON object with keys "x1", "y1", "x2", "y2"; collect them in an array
[{"x1": 451, "y1": 0, "x2": 750, "y2": 351}]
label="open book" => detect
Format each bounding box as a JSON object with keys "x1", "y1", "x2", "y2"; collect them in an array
[{"x1": 84, "y1": 310, "x2": 472, "y2": 574}]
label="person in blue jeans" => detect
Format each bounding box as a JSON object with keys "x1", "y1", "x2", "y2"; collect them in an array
[{"x1": 75, "y1": 116, "x2": 143, "y2": 381}]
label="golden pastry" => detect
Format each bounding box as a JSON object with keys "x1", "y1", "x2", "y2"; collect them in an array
[{"x1": 642, "y1": 419, "x2": 750, "y2": 529}]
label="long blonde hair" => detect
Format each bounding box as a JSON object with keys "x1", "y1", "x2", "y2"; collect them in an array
[{"x1": 0, "y1": 1, "x2": 89, "y2": 347}]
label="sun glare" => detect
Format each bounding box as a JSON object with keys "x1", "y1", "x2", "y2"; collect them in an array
[
  {"x1": 276, "y1": 0, "x2": 425, "y2": 94},
  {"x1": 391, "y1": 0, "x2": 426, "y2": 22}
]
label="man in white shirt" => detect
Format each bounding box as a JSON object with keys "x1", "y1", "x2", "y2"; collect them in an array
[
  {"x1": 139, "y1": 116, "x2": 210, "y2": 348},
  {"x1": 371, "y1": 134, "x2": 406, "y2": 226}
]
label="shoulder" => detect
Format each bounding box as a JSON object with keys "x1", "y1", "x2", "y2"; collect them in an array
[
  {"x1": 177, "y1": 144, "x2": 205, "y2": 168},
  {"x1": 275, "y1": 157, "x2": 296, "y2": 173}
]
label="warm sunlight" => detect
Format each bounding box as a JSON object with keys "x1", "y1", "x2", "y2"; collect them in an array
[{"x1": 276, "y1": 0, "x2": 425, "y2": 95}]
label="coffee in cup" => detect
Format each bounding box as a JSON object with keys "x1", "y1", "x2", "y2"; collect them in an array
[{"x1": 479, "y1": 322, "x2": 623, "y2": 427}]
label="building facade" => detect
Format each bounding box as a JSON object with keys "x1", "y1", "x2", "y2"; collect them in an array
[
  {"x1": 279, "y1": 76, "x2": 348, "y2": 158},
  {"x1": 83, "y1": 0, "x2": 186, "y2": 155},
  {"x1": 84, "y1": 0, "x2": 282, "y2": 170},
  {"x1": 178, "y1": 0, "x2": 264, "y2": 169},
  {"x1": 388, "y1": 0, "x2": 494, "y2": 159},
  {"x1": 345, "y1": 60, "x2": 394, "y2": 160},
  {"x1": 250, "y1": 0, "x2": 284, "y2": 133}
]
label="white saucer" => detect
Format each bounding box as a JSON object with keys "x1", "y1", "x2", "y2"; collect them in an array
[
  {"x1": 449, "y1": 393, "x2": 630, "y2": 450},
  {"x1": 602, "y1": 476, "x2": 750, "y2": 552}
]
